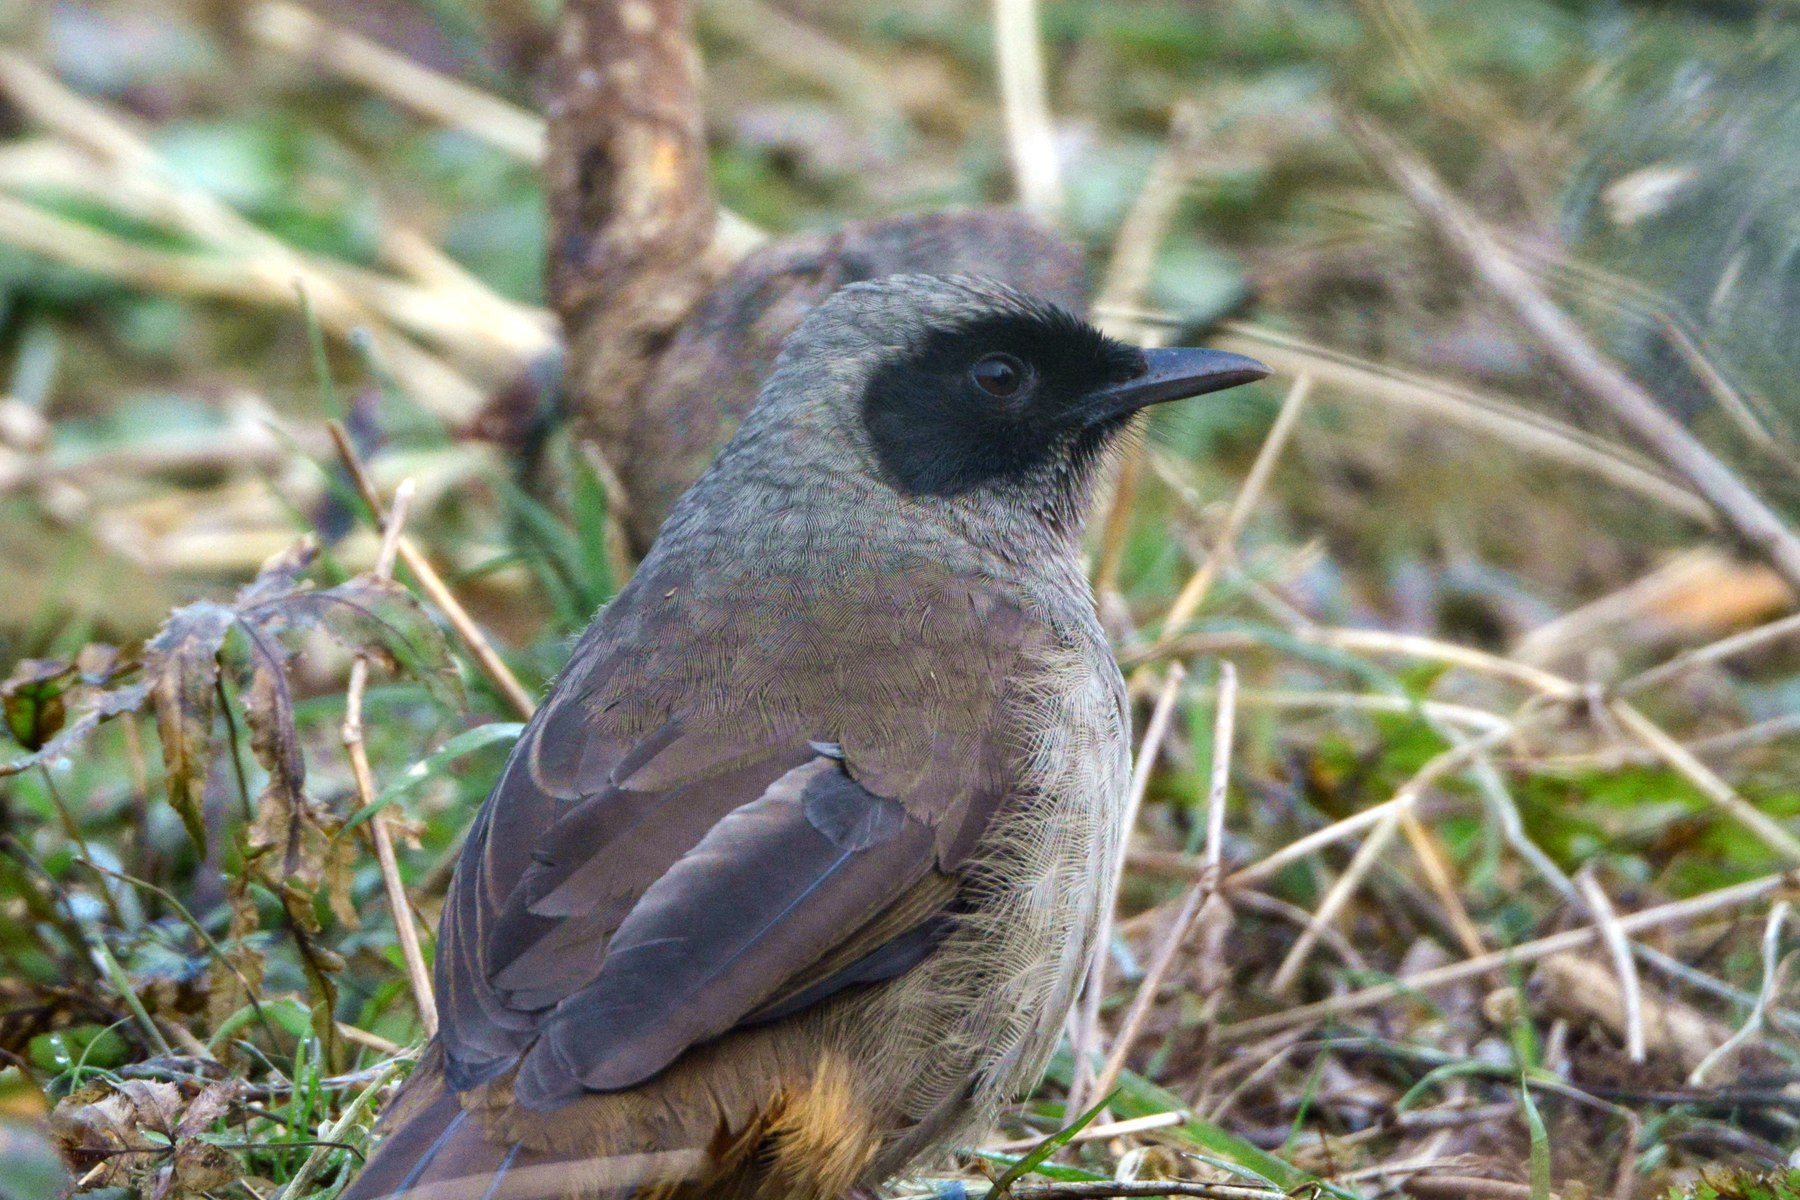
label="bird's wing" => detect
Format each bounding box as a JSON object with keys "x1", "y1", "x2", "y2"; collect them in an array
[{"x1": 435, "y1": 565, "x2": 1037, "y2": 1107}]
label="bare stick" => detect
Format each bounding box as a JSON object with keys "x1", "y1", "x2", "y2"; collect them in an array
[
  {"x1": 1068, "y1": 664, "x2": 1186, "y2": 1114},
  {"x1": 328, "y1": 422, "x2": 537, "y2": 720},
  {"x1": 1158, "y1": 375, "x2": 1312, "y2": 643},
  {"x1": 1347, "y1": 113, "x2": 1800, "y2": 591},
  {"x1": 340, "y1": 479, "x2": 436, "y2": 1035},
  {"x1": 1576, "y1": 868, "x2": 1644, "y2": 1063},
  {"x1": 992, "y1": 0, "x2": 1061, "y2": 218},
  {"x1": 1219, "y1": 869, "x2": 1794, "y2": 1042}
]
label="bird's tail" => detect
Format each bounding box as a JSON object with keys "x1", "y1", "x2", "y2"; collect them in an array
[{"x1": 341, "y1": 1054, "x2": 709, "y2": 1200}]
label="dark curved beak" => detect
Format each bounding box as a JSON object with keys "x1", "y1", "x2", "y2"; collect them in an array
[{"x1": 1082, "y1": 347, "x2": 1271, "y2": 425}]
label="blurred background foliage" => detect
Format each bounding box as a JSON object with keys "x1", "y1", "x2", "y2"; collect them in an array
[{"x1": 1, "y1": 0, "x2": 1798, "y2": 1197}]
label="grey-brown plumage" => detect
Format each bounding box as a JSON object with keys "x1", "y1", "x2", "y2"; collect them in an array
[{"x1": 344, "y1": 276, "x2": 1268, "y2": 1200}]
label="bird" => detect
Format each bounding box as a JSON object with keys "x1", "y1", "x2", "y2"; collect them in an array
[{"x1": 342, "y1": 274, "x2": 1269, "y2": 1200}]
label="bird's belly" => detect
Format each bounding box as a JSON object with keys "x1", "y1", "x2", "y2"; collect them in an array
[{"x1": 845, "y1": 645, "x2": 1129, "y2": 1153}]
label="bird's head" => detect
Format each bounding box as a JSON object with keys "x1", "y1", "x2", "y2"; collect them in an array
[{"x1": 719, "y1": 274, "x2": 1271, "y2": 554}]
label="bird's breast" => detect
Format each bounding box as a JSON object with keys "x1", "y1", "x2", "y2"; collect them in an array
[{"x1": 841, "y1": 628, "x2": 1130, "y2": 1147}]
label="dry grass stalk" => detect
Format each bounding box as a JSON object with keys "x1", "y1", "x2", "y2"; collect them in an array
[
  {"x1": 1091, "y1": 104, "x2": 1221, "y2": 595},
  {"x1": 982, "y1": 1110, "x2": 1187, "y2": 1154},
  {"x1": 1620, "y1": 609, "x2": 1800, "y2": 696},
  {"x1": 0, "y1": 49, "x2": 537, "y2": 418},
  {"x1": 247, "y1": 1, "x2": 763, "y2": 258},
  {"x1": 1268, "y1": 796, "x2": 1405, "y2": 995},
  {"x1": 1575, "y1": 869, "x2": 1645, "y2": 1063},
  {"x1": 1399, "y1": 809, "x2": 1486, "y2": 961},
  {"x1": 248, "y1": 1, "x2": 545, "y2": 161},
  {"x1": 1347, "y1": 111, "x2": 1800, "y2": 590},
  {"x1": 341, "y1": 478, "x2": 437, "y2": 1036},
  {"x1": 1608, "y1": 698, "x2": 1800, "y2": 864},
  {"x1": 328, "y1": 422, "x2": 538, "y2": 720},
  {"x1": 1156, "y1": 374, "x2": 1313, "y2": 645},
  {"x1": 1687, "y1": 899, "x2": 1792, "y2": 1085},
  {"x1": 1220, "y1": 867, "x2": 1795, "y2": 1042},
  {"x1": 1210, "y1": 321, "x2": 1711, "y2": 522},
  {"x1": 1005, "y1": 1184, "x2": 1281, "y2": 1200},
  {"x1": 1068, "y1": 663, "x2": 1187, "y2": 1115},
  {"x1": 992, "y1": 0, "x2": 1062, "y2": 219}
]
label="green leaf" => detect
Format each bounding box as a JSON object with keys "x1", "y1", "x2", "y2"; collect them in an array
[
  {"x1": 1521, "y1": 1078, "x2": 1551, "y2": 1200},
  {"x1": 984, "y1": 1091, "x2": 1114, "y2": 1198},
  {"x1": 339, "y1": 721, "x2": 524, "y2": 837}
]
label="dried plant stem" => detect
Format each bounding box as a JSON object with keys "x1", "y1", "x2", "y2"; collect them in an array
[
  {"x1": 271, "y1": 1058, "x2": 407, "y2": 1200},
  {"x1": 1399, "y1": 809, "x2": 1486, "y2": 961},
  {"x1": 1211, "y1": 322, "x2": 1710, "y2": 522},
  {"x1": 1620, "y1": 610, "x2": 1800, "y2": 696},
  {"x1": 1069, "y1": 664, "x2": 1187, "y2": 1114},
  {"x1": 1220, "y1": 868, "x2": 1795, "y2": 1042},
  {"x1": 1688, "y1": 900, "x2": 1792, "y2": 1085},
  {"x1": 1265, "y1": 717, "x2": 1526, "y2": 992},
  {"x1": 328, "y1": 421, "x2": 537, "y2": 721},
  {"x1": 0, "y1": 51, "x2": 491, "y2": 420},
  {"x1": 341, "y1": 478, "x2": 437, "y2": 1036},
  {"x1": 1348, "y1": 112, "x2": 1800, "y2": 591},
  {"x1": 983, "y1": 1110, "x2": 1187, "y2": 1154},
  {"x1": 1158, "y1": 375, "x2": 1313, "y2": 643},
  {"x1": 1608, "y1": 699, "x2": 1800, "y2": 864},
  {"x1": 1091, "y1": 104, "x2": 1216, "y2": 595},
  {"x1": 1269, "y1": 800, "x2": 1404, "y2": 995},
  {"x1": 992, "y1": 0, "x2": 1061, "y2": 218},
  {"x1": 1576, "y1": 869, "x2": 1645, "y2": 1063},
  {"x1": 1090, "y1": 665, "x2": 1237, "y2": 1103},
  {"x1": 248, "y1": 1, "x2": 545, "y2": 160},
  {"x1": 1202, "y1": 662, "x2": 1237, "y2": 874},
  {"x1": 1007, "y1": 1185, "x2": 1279, "y2": 1200}
]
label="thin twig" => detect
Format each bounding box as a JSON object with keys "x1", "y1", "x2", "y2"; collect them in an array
[
  {"x1": 1091, "y1": 104, "x2": 1216, "y2": 595},
  {"x1": 248, "y1": 1, "x2": 544, "y2": 159},
  {"x1": 328, "y1": 421, "x2": 537, "y2": 720},
  {"x1": 1576, "y1": 868, "x2": 1645, "y2": 1063},
  {"x1": 341, "y1": 478, "x2": 437, "y2": 1036},
  {"x1": 270, "y1": 1058, "x2": 406, "y2": 1200},
  {"x1": 1202, "y1": 662, "x2": 1237, "y2": 875},
  {"x1": 1219, "y1": 869, "x2": 1794, "y2": 1042},
  {"x1": 1346, "y1": 111, "x2": 1800, "y2": 590},
  {"x1": 1158, "y1": 375, "x2": 1313, "y2": 643}
]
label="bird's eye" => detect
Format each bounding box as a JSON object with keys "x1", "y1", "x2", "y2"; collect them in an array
[{"x1": 971, "y1": 353, "x2": 1026, "y2": 399}]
